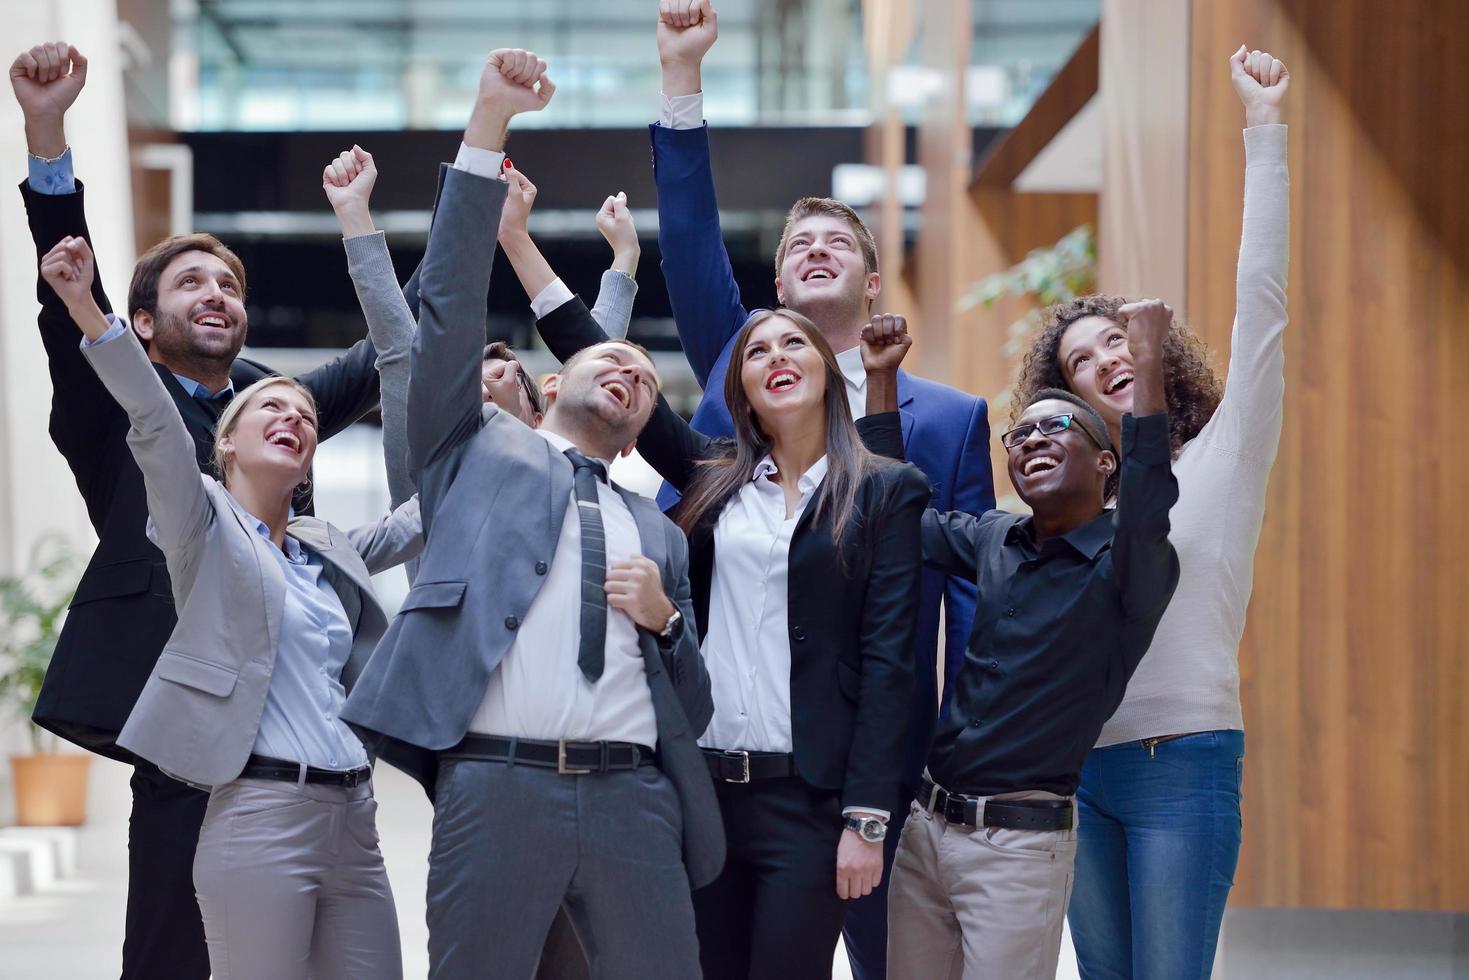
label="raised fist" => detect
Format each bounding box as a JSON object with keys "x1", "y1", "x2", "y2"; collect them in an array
[
  {"x1": 1116, "y1": 299, "x2": 1174, "y2": 362},
  {"x1": 498, "y1": 165, "x2": 539, "y2": 240},
  {"x1": 10, "y1": 42, "x2": 87, "y2": 123},
  {"x1": 322, "y1": 145, "x2": 377, "y2": 212},
  {"x1": 860, "y1": 313, "x2": 912, "y2": 375},
  {"x1": 596, "y1": 192, "x2": 640, "y2": 263},
  {"x1": 480, "y1": 49, "x2": 556, "y2": 115},
  {"x1": 40, "y1": 236, "x2": 97, "y2": 316},
  {"x1": 657, "y1": 0, "x2": 719, "y2": 68},
  {"x1": 1229, "y1": 45, "x2": 1289, "y2": 124}
]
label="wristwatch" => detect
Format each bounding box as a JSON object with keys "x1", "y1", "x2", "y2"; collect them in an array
[
  {"x1": 844, "y1": 815, "x2": 887, "y2": 843},
  {"x1": 658, "y1": 608, "x2": 683, "y2": 642}
]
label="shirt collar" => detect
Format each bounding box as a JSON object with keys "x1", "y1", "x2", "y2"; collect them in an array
[
  {"x1": 1004, "y1": 509, "x2": 1114, "y2": 561},
  {"x1": 535, "y1": 428, "x2": 615, "y2": 473},
  {"x1": 173, "y1": 371, "x2": 235, "y2": 401},
  {"x1": 753, "y1": 454, "x2": 830, "y2": 494},
  {"x1": 834, "y1": 344, "x2": 867, "y2": 392},
  {"x1": 250, "y1": 515, "x2": 306, "y2": 564}
]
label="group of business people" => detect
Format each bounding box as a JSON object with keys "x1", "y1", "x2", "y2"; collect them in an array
[{"x1": 12, "y1": 2, "x2": 1290, "y2": 978}]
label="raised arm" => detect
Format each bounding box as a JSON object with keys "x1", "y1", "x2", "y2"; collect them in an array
[
  {"x1": 406, "y1": 49, "x2": 548, "y2": 475},
  {"x1": 588, "y1": 191, "x2": 640, "y2": 338},
  {"x1": 11, "y1": 43, "x2": 126, "y2": 495},
  {"x1": 324, "y1": 144, "x2": 418, "y2": 510},
  {"x1": 1208, "y1": 46, "x2": 1291, "y2": 458},
  {"x1": 652, "y1": 1, "x2": 748, "y2": 385},
  {"x1": 42, "y1": 237, "x2": 213, "y2": 559},
  {"x1": 1110, "y1": 300, "x2": 1181, "y2": 624}
]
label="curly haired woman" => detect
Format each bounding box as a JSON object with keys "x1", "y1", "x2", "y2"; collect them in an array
[{"x1": 1013, "y1": 47, "x2": 1290, "y2": 979}]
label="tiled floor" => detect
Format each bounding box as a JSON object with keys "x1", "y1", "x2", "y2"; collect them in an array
[{"x1": 0, "y1": 755, "x2": 1082, "y2": 979}]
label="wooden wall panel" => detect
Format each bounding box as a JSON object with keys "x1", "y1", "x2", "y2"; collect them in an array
[
  {"x1": 1099, "y1": 0, "x2": 1191, "y2": 306},
  {"x1": 1186, "y1": 0, "x2": 1469, "y2": 910}
]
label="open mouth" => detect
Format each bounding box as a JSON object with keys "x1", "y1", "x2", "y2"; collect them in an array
[
  {"x1": 801, "y1": 268, "x2": 836, "y2": 282},
  {"x1": 1021, "y1": 453, "x2": 1061, "y2": 477},
  {"x1": 193, "y1": 312, "x2": 231, "y2": 331},
  {"x1": 601, "y1": 379, "x2": 631, "y2": 409},
  {"x1": 1103, "y1": 371, "x2": 1133, "y2": 395},
  {"x1": 765, "y1": 369, "x2": 802, "y2": 391},
  {"x1": 266, "y1": 429, "x2": 302, "y2": 454}
]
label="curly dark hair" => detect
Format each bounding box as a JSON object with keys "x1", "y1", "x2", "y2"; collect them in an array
[{"x1": 1014, "y1": 294, "x2": 1223, "y2": 457}]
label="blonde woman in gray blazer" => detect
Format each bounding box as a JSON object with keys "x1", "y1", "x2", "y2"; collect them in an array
[{"x1": 38, "y1": 148, "x2": 421, "y2": 980}]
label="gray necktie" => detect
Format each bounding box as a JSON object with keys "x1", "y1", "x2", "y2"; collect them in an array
[{"x1": 563, "y1": 448, "x2": 608, "y2": 682}]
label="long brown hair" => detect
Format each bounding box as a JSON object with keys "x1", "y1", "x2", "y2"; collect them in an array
[
  {"x1": 1015, "y1": 294, "x2": 1222, "y2": 457},
  {"x1": 675, "y1": 310, "x2": 878, "y2": 546}
]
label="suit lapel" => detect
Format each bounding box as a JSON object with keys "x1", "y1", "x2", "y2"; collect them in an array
[{"x1": 896, "y1": 369, "x2": 917, "y2": 448}]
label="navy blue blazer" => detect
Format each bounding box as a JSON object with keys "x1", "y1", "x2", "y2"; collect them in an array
[{"x1": 649, "y1": 123, "x2": 997, "y2": 783}]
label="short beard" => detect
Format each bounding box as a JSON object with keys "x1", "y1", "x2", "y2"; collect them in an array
[{"x1": 149, "y1": 308, "x2": 246, "y2": 379}]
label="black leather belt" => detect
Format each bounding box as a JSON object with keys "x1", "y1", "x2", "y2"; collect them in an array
[
  {"x1": 240, "y1": 753, "x2": 371, "y2": 789},
  {"x1": 442, "y1": 734, "x2": 656, "y2": 774},
  {"x1": 918, "y1": 775, "x2": 1073, "y2": 831},
  {"x1": 703, "y1": 749, "x2": 797, "y2": 784}
]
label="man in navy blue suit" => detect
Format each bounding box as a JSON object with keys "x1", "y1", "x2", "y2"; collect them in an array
[{"x1": 652, "y1": 4, "x2": 996, "y2": 976}]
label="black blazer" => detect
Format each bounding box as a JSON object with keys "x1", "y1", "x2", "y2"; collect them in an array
[
  {"x1": 22, "y1": 180, "x2": 383, "y2": 759},
  {"x1": 537, "y1": 299, "x2": 929, "y2": 813}
]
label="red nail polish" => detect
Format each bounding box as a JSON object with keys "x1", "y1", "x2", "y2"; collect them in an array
[{"x1": 503, "y1": 157, "x2": 513, "y2": 171}]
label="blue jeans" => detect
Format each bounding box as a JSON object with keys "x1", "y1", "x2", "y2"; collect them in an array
[{"x1": 1068, "y1": 730, "x2": 1244, "y2": 980}]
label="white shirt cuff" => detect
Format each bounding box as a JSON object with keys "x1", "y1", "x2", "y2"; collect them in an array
[
  {"x1": 452, "y1": 142, "x2": 506, "y2": 180},
  {"x1": 79, "y1": 314, "x2": 129, "y2": 348},
  {"x1": 659, "y1": 92, "x2": 704, "y2": 130},
  {"x1": 529, "y1": 278, "x2": 575, "y2": 320},
  {"x1": 842, "y1": 806, "x2": 891, "y2": 823}
]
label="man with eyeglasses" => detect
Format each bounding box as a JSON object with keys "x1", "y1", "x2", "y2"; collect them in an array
[{"x1": 859, "y1": 301, "x2": 1181, "y2": 980}]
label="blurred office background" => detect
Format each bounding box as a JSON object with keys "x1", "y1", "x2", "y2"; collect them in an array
[{"x1": 0, "y1": 1, "x2": 1465, "y2": 976}]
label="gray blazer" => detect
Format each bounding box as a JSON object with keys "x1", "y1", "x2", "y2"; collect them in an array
[
  {"x1": 86, "y1": 329, "x2": 423, "y2": 789},
  {"x1": 341, "y1": 165, "x2": 724, "y2": 888}
]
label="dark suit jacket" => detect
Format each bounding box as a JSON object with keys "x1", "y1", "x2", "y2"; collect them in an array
[
  {"x1": 648, "y1": 123, "x2": 996, "y2": 785},
  {"x1": 538, "y1": 298, "x2": 928, "y2": 814},
  {"x1": 21, "y1": 180, "x2": 382, "y2": 759}
]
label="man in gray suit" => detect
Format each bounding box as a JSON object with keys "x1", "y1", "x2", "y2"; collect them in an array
[{"x1": 341, "y1": 49, "x2": 722, "y2": 980}]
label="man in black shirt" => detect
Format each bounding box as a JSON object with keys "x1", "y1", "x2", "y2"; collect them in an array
[{"x1": 860, "y1": 302, "x2": 1180, "y2": 980}]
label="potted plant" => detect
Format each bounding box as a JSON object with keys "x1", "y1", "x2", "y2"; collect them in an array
[{"x1": 0, "y1": 535, "x2": 86, "y2": 826}]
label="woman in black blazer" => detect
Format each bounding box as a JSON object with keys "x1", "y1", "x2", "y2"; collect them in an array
[{"x1": 497, "y1": 173, "x2": 927, "y2": 979}]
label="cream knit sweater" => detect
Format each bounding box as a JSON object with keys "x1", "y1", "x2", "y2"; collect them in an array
[{"x1": 1097, "y1": 124, "x2": 1289, "y2": 746}]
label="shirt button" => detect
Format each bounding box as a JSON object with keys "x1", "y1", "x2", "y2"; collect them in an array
[
  {"x1": 1006, "y1": 608, "x2": 1016, "y2": 617},
  {"x1": 989, "y1": 659, "x2": 999, "y2": 670},
  {"x1": 791, "y1": 625, "x2": 807, "y2": 641},
  {"x1": 535, "y1": 561, "x2": 548, "y2": 575},
  {"x1": 505, "y1": 615, "x2": 519, "y2": 630}
]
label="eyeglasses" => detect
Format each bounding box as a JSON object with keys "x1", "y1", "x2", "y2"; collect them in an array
[{"x1": 1000, "y1": 413, "x2": 1106, "y2": 450}]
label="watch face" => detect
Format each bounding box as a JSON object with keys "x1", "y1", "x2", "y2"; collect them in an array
[{"x1": 861, "y1": 821, "x2": 886, "y2": 842}]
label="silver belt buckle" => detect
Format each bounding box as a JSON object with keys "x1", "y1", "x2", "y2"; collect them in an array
[
  {"x1": 723, "y1": 749, "x2": 751, "y2": 783},
  {"x1": 557, "y1": 739, "x2": 592, "y2": 775}
]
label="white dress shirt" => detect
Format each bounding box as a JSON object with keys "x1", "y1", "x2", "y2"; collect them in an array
[
  {"x1": 699, "y1": 454, "x2": 827, "y2": 754},
  {"x1": 468, "y1": 429, "x2": 658, "y2": 747}
]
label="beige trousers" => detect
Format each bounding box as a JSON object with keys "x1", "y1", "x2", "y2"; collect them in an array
[
  {"x1": 193, "y1": 776, "x2": 402, "y2": 980},
  {"x1": 887, "y1": 791, "x2": 1077, "y2": 980}
]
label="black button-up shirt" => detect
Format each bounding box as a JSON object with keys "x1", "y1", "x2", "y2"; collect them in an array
[{"x1": 924, "y1": 412, "x2": 1180, "y2": 797}]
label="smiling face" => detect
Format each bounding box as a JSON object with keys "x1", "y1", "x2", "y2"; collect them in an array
[
  {"x1": 543, "y1": 340, "x2": 660, "y2": 451},
  {"x1": 1057, "y1": 315, "x2": 1135, "y2": 429},
  {"x1": 736, "y1": 313, "x2": 831, "y2": 431},
  {"x1": 774, "y1": 214, "x2": 880, "y2": 321},
  {"x1": 1006, "y1": 398, "x2": 1115, "y2": 510},
  {"x1": 134, "y1": 250, "x2": 249, "y2": 369},
  {"x1": 214, "y1": 378, "x2": 318, "y2": 490}
]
